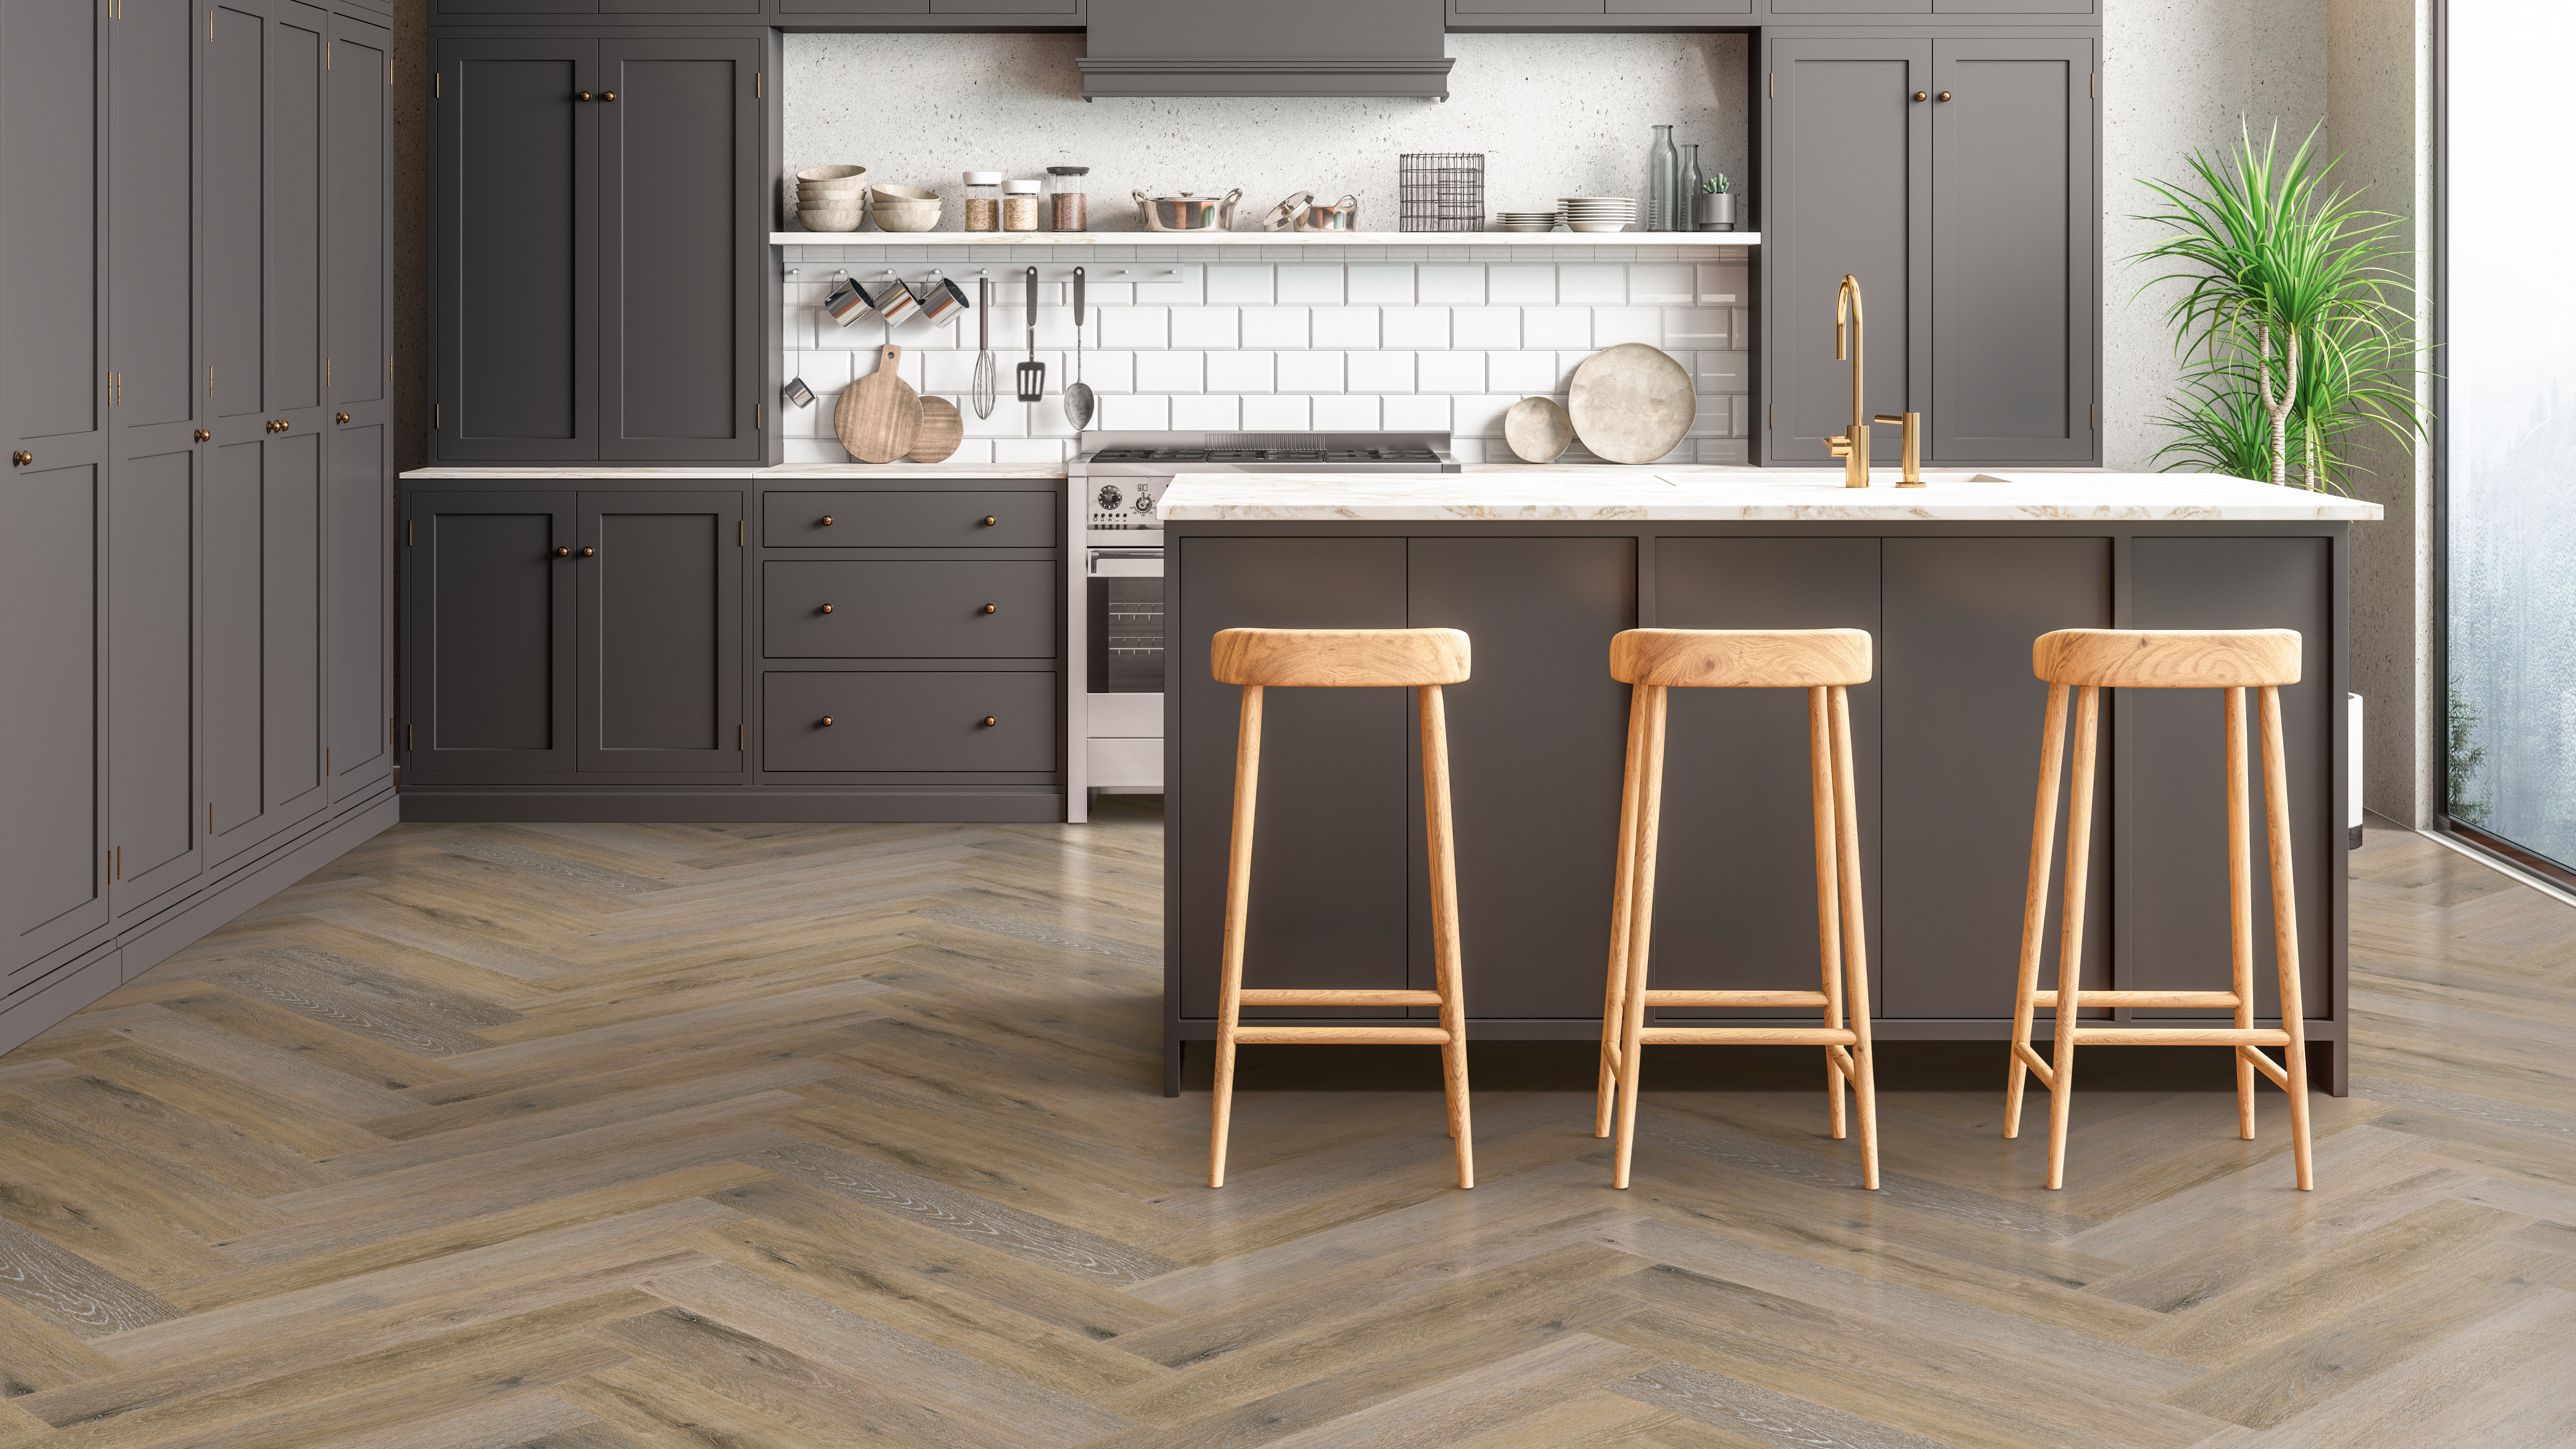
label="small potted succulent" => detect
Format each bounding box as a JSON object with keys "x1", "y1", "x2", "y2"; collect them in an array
[{"x1": 1696, "y1": 174, "x2": 1735, "y2": 231}]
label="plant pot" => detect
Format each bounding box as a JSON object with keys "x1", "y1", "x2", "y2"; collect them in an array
[{"x1": 1695, "y1": 193, "x2": 1736, "y2": 231}]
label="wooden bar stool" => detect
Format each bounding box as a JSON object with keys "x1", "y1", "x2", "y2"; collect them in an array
[
  {"x1": 1208, "y1": 627, "x2": 1475, "y2": 1191},
  {"x1": 2005, "y1": 628, "x2": 2314, "y2": 1191},
  {"x1": 1595, "y1": 628, "x2": 1880, "y2": 1191}
]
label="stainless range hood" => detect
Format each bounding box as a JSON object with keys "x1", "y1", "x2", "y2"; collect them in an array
[{"x1": 1079, "y1": 0, "x2": 1452, "y2": 100}]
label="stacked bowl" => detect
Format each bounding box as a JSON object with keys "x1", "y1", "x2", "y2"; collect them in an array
[
  {"x1": 869, "y1": 184, "x2": 941, "y2": 233},
  {"x1": 1492, "y1": 210, "x2": 1557, "y2": 233},
  {"x1": 796, "y1": 165, "x2": 869, "y2": 232},
  {"x1": 1556, "y1": 196, "x2": 1638, "y2": 233}
]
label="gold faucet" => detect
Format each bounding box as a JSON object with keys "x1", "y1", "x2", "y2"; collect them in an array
[{"x1": 1823, "y1": 275, "x2": 1925, "y2": 487}]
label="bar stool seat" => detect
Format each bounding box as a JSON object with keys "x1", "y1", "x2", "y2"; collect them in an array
[
  {"x1": 1208, "y1": 627, "x2": 1476, "y2": 1190},
  {"x1": 2006, "y1": 627, "x2": 2316, "y2": 1191},
  {"x1": 1596, "y1": 628, "x2": 1880, "y2": 1191}
]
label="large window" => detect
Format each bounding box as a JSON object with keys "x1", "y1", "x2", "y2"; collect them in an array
[{"x1": 2443, "y1": 2, "x2": 2576, "y2": 875}]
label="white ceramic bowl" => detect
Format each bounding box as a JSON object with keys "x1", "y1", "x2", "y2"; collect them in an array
[
  {"x1": 799, "y1": 180, "x2": 867, "y2": 199},
  {"x1": 870, "y1": 184, "x2": 938, "y2": 204},
  {"x1": 797, "y1": 164, "x2": 867, "y2": 184},
  {"x1": 796, "y1": 206, "x2": 866, "y2": 233},
  {"x1": 869, "y1": 201, "x2": 941, "y2": 233}
]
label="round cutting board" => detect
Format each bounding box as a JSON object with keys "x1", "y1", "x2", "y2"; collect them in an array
[
  {"x1": 836, "y1": 344, "x2": 923, "y2": 464},
  {"x1": 906, "y1": 396, "x2": 963, "y2": 463},
  {"x1": 1503, "y1": 396, "x2": 1574, "y2": 464},
  {"x1": 1567, "y1": 343, "x2": 1695, "y2": 465}
]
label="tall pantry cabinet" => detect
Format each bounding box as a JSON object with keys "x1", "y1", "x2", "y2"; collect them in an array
[{"x1": 0, "y1": 0, "x2": 395, "y2": 1054}]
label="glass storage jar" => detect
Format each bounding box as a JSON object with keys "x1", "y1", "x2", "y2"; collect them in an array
[
  {"x1": 963, "y1": 172, "x2": 1002, "y2": 233},
  {"x1": 1046, "y1": 165, "x2": 1090, "y2": 231},
  {"x1": 1002, "y1": 178, "x2": 1042, "y2": 232}
]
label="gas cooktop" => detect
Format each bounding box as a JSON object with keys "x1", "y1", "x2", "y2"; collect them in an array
[
  {"x1": 1073, "y1": 430, "x2": 1461, "y2": 475},
  {"x1": 1089, "y1": 446, "x2": 1444, "y2": 465}
]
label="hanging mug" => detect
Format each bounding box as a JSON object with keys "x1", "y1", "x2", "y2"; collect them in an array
[
  {"x1": 822, "y1": 276, "x2": 871, "y2": 328},
  {"x1": 866, "y1": 277, "x2": 921, "y2": 327},
  {"x1": 914, "y1": 276, "x2": 970, "y2": 328}
]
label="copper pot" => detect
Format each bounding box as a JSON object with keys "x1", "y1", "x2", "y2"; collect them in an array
[
  {"x1": 1295, "y1": 194, "x2": 1360, "y2": 232},
  {"x1": 1133, "y1": 188, "x2": 1243, "y2": 231}
]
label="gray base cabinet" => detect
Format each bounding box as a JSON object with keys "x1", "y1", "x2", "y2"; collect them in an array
[
  {"x1": 0, "y1": 0, "x2": 394, "y2": 1052},
  {"x1": 397, "y1": 476, "x2": 1065, "y2": 821},
  {"x1": 1164, "y1": 522, "x2": 2347, "y2": 1096}
]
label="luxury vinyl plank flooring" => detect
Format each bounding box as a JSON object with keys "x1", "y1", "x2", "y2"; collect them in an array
[{"x1": 0, "y1": 805, "x2": 2566, "y2": 1446}]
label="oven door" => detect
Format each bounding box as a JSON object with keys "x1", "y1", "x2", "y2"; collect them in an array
[{"x1": 1085, "y1": 548, "x2": 1165, "y2": 790}]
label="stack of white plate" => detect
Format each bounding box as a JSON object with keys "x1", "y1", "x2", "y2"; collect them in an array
[
  {"x1": 1556, "y1": 196, "x2": 1638, "y2": 233},
  {"x1": 1492, "y1": 210, "x2": 1557, "y2": 233}
]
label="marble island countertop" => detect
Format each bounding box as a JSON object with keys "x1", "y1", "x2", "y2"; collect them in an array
[{"x1": 1160, "y1": 467, "x2": 2386, "y2": 522}]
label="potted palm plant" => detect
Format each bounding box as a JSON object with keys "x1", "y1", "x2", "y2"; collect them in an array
[{"x1": 2134, "y1": 124, "x2": 2423, "y2": 491}]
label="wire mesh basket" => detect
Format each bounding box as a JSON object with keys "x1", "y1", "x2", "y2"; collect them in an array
[{"x1": 1398, "y1": 153, "x2": 1485, "y2": 233}]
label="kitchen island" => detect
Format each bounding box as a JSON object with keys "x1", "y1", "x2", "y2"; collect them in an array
[{"x1": 1158, "y1": 468, "x2": 2382, "y2": 1096}]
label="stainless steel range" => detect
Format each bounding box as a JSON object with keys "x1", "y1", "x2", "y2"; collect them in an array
[{"x1": 1065, "y1": 430, "x2": 1461, "y2": 821}]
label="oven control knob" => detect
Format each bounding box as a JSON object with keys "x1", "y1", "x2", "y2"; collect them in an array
[
  {"x1": 1096, "y1": 484, "x2": 1123, "y2": 511},
  {"x1": 1134, "y1": 490, "x2": 1157, "y2": 516}
]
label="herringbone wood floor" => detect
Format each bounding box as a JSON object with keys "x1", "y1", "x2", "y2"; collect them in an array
[{"x1": 0, "y1": 803, "x2": 2567, "y2": 1448}]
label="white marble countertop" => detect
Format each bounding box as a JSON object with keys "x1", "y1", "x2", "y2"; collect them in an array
[
  {"x1": 1160, "y1": 467, "x2": 2385, "y2": 522},
  {"x1": 770, "y1": 231, "x2": 1761, "y2": 249},
  {"x1": 399, "y1": 464, "x2": 1067, "y2": 481}
]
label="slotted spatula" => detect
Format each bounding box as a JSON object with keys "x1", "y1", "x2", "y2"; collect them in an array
[
  {"x1": 970, "y1": 274, "x2": 996, "y2": 419},
  {"x1": 1016, "y1": 266, "x2": 1045, "y2": 402}
]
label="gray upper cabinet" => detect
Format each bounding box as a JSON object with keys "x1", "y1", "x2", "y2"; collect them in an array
[
  {"x1": 576, "y1": 490, "x2": 745, "y2": 772},
  {"x1": 1761, "y1": 32, "x2": 2097, "y2": 468},
  {"x1": 433, "y1": 35, "x2": 766, "y2": 464},
  {"x1": 597, "y1": 41, "x2": 761, "y2": 462}
]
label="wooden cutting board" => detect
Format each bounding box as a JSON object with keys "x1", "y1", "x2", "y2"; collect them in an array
[
  {"x1": 907, "y1": 396, "x2": 963, "y2": 463},
  {"x1": 836, "y1": 344, "x2": 923, "y2": 464}
]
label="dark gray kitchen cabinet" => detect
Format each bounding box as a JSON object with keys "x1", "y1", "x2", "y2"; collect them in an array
[
  {"x1": 1445, "y1": 0, "x2": 1750, "y2": 25},
  {"x1": 432, "y1": 34, "x2": 764, "y2": 464},
  {"x1": 0, "y1": 462, "x2": 107, "y2": 984},
  {"x1": 205, "y1": 432, "x2": 330, "y2": 868},
  {"x1": 406, "y1": 489, "x2": 578, "y2": 771},
  {"x1": 577, "y1": 491, "x2": 745, "y2": 772},
  {"x1": 108, "y1": 452, "x2": 204, "y2": 917},
  {"x1": 1761, "y1": 33, "x2": 2097, "y2": 468},
  {"x1": 763, "y1": 673, "x2": 1056, "y2": 771},
  {"x1": 763, "y1": 560, "x2": 1057, "y2": 659},
  {"x1": 330, "y1": 16, "x2": 391, "y2": 424},
  {"x1": 329, "y1": 425, "x2": 394, "y2": 799}
]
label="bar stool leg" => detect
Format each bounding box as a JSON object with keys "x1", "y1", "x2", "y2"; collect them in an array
[
  {"x1": 1808, "y1": 688, "x2": 1847, "y2": 1141},
  {"x1": 1418, "y1": 683, "x2": 1475, "y2": 1189},
  {"x1": 2260, "y1": 686, "x2": 2316, "y2": 1191},
  {"x1": 1611, "y1": 686, "x2": 1668, "y2": 1191},
  {"x1": 2046, "y1": 685, "x2": 2103, "y2": 1191},
  {"x1": 1209, "y1": 685, "x2": 1265, "y2": 1189},
  {"x1": 1827, "y1": 684, "x2": 1880, "y2": 1189},
  {"x1": 2005, "y1": 683, "x2": 2070, "y2": 1140},
  {"x1": 1597, "y1": 683, "x2": 1650, "y2": 1139},
  {"x1": 2226, "y1": 687, "x2": 2258, "y2": 1140}
]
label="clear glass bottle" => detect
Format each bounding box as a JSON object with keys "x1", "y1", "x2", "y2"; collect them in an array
[
  {"x1": 1045, "y1": 165, "x2": 1090, "y2": 232},
  {"x1": 963, "y1": 172, "x2": 1002, "y2": 233},
  {"x1": 1680, "y1": 143, "x2": 1705, "y2": 230},
  {"x1": 1002, "y1": 178, "x2": 1042, "y2": 232},
  {"x1": 1647, "y1": 125, "x2": 1680, "y2": 233}
]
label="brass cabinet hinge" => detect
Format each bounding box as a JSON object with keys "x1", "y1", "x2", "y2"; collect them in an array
[
  {"x1": 434, "y1": 402, "x2": 441, "y2": 429},
  {"x1": 755, "y1": 70, "x2": 762, "y2": 99},
  {"x1": 206, "y1": 802, "x2": 213, "y2": 834},
  {"x1": 738, "y1": 725, "x2": 745, "y2": 751},
  {"x1": 407, "y1": 518, "x2": 414, "y2": 545},
  {"x1": 2091, "y1": 71, "x2": 2097, "y2": 99},
  {"x1": 435, "y1": 72, "x2": 440, "y2": 98},
  {"x1": 754, "y1": 402, "x2": 762, "y2": 430},
  {"x1": 407, "y1": 723, "x2": 415, "y2": 749},
  {"x1": 1768, "y1": 72, "x2": 1774, "y2": 99},
  {"x1": 737, "y1": 519, "x2": 744, "y2": 547},
  {"x1": 326, "y1": 747, "x2": 331, "y2": 775}
]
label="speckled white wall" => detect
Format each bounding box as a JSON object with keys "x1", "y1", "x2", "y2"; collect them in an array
[{"x1": 781, "y1": 31, "x2": 1751, "y2": 232}]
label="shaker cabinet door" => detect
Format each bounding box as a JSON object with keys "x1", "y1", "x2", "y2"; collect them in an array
[
  {"x1": 596, "y1": 40, "x2": 761, "y2": 462},
  {"x1": 329, "y1": 16, "x2": 390, "y2": 415},
  {"x1": 108, "y1": 450, "x2": 204, "y2": 917},
  {"x1": 327, "y1": 425, "x2": 393, "y2": 800},
  {"x1": 432, "y1": 39, "x2": 598, "y2": 461},
  {"x1": 405, "y1": 489, "x2": 577, "y2": 772},
  {"x1": 0, "y1": 0, "x2": 105, "y2": 461},
  {"x1": 574, "y1": 490, "x2": 744, "y2": 772},
  {"x1": 0, "y1": 462, "x2": 108, "y2": 982},
  {"x1": 204, "y1": 431, "x2": 329, "y2": 868}
]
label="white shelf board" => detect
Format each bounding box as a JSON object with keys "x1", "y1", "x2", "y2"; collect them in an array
[{"x1": 769, "y1": 230, "x2": 1759, "y2": 248}]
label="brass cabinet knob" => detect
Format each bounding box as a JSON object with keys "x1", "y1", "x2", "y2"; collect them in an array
[
  {"x1": 193, "y1": 429, "x2": 210, "y2": 442},
  {"x1": 577, "y1": 91, "x2": 592, "y2": 101},
  {"x1": 1938, "y1": 90, "x2": 1953, "y2": 101},
  {"x1": 554, "y1": 546, "x2": 572, "y2": 557},
  {"x1": 1913, "y1": 91, "x2": 1927, "y2": 101},
  {"x1": 980, "y1": 603, "x2": 997, "y2": 614},
  {"x1": 578, "y1": 546, "x2": 596, "y2": 557},
  {"x1": 819, "y1": 715, "x2": 835, "y2": 727},
  {"x1": 819, "y1": 514, "x2": 834, "y2": 526},
  {"x1": 335, "y1": 411, "x2": 350, "y2": 425},
  {"x1": 982, "y1": 716, "x2": 997, "y2": 727},
  {"x1": 599, "y1": 90, "x2": 615, "y2": 101},
  {"x1": 9, "y1": 450, "x2": 29, "y2": 466},
  {"x1": 819, "y1": 603, "x2": 834, "y2": 614},
  {"x1": 981, "y1": 515, "x2": 997, "y2": 526}
]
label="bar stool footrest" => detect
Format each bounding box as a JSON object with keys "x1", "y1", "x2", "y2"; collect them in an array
[
  {"x1": 1230, "y1": 1026, "x2": 1453, "y2": 1044},
  {"x1": 1236, "y1": 989, "x2": 1445, "y2": 1007},
  {"x1": 1643, "y1": 989, "x2": 1833, "y2": 1008},
  {"x1": 1638, "y1": 1026, "x2": 1860, "y2": 1046},
  {"x1": 2069, "y1": 1027, "x2": 2291, "y2": 1045},
  {"x1": 2029, "y1": 989, "x2": 2243, "y2": 1009}
]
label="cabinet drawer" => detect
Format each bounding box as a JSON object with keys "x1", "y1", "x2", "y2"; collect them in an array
[
  {"x1": 764, "y1": 490, "x2": 1059, "y2": 547},
  {"x1": 764, "y1": 673, "x2": 1057, "y2": 770},
  {"x1": 765, "y1": 560, "x2": 1056, "y2": 658}
]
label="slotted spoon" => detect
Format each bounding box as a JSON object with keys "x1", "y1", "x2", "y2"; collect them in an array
[
  {"x1": 1016, "y1": 267, "x2": 1045, "y2": 402},
  {"x1": 1063, "y1": 266, "x2": 1094, "y2": 430},
  {"x1": 970, "y1": 275, "x2": 996, "y2": 419}
]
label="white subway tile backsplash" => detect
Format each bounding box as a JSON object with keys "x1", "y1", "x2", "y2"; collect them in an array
[
  {"x1": 1079, "y1": 349, "x2": 1135, "y2": 394},
  {"x1": 1312, "y1": 395, "x2": 1383, "y2": 429},
  {"x1": 1312, "y1": 308, "x2": 1380, "y2": 349},
  {"x1": 1346, "y1": 265, "x2": 1414, "y2": 304},
  {"x1": 1241, "y1": 308, "x2": 1310, "y2": 349},
  {"x1": 1382, "y1": 308, "x2": 1450, "y2": 349},
  {"x1": 1486, "y1": 265, "x2": 1554, "y2": 305},
  {"x1": 1277, "y1": 351, "x2": 1345, "y2": 392},
  {"x1": 1206, "y1": 351, "x2": 1276, "y2": 393},
  {"x1": 1172, "y1": 394, "x2": 1242, "y2": 430},
  {"x1": 1132, "y1": 266, "x2": 1203, "y2": 305},
  {"x1": 1593, "y1": 307, "x2": 1661, "y2": 347},
  {"x1": 1242, "y1": 394, "x2": 1311, "y2": 429},
  {"x1": 1663, "y1": 307, "x2": 1730, "y2": 349},
  {"x1": 1630, "y1": 264, "x2": 1695, "y2": 305},
  {"x1": 1101, "y1": 308, "x2": 1168, "y2": 349},
  {"x1": 1557, "y1": 265, "x2": 1626, "y2": 305},
  {"x1": 1485, "y1": 350, "x2": 1555, "y2": 392},
  {"x1": 1696, "y1": 263, "x2": 1750, "y2": 305},
  {"x1": 1100, "y1": 394, "x2": 1171, "y2": 429},
  {"x1": 993, "y1": 439, "x2": 1072, "y2": 465},
  {"x1": 1417, "y1": 351, "x2": 1485, "y2": 394},
  {"x1": 1384, "y1": 394, "x2": 1451, "y2": 431},
  {"x1": 1455, "y1": 394, "x2": 1521, "y2": 438},
  {"x1": 1348, "y1": 351, "x2": 1415, "y2": 393},
  {"x1": 1170, "y1": 308, "x2": 1240, "y2": 349},
  {"x1": 1417, "y1": 266, "x2": 1485, "y2": 305},
  {"x1": 1276, "y1": 266, "x2": 1344, "y2": 305},
  {"x1": 1205, "y1": 265, "x2": 1274, "y2": 304},
  {"x1": 1452, "y1": 308, "x2": 1520, "y2": 348},
  {"x1": 1136, "y1": 351, "x2": 1205, "y2": 393},
  {"x1": 1523, "y1": 309, "x2": 1591, "y2": 349}
]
